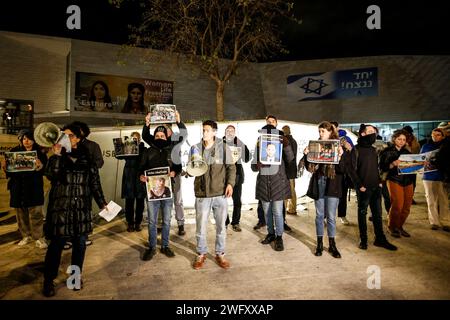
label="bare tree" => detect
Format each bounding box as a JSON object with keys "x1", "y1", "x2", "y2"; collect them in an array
[{"x1": 111, "y1": 0, "x2": 299, "y2": 121}]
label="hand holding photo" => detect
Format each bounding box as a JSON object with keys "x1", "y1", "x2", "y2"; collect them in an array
[
  {"x1": 4, "y1": 151, "x2": 37, "y2": 172},
  {"x1": 398, "y1": 150, "x2": 438, "y2": 174},
  {"x1": 149, "y1": 104, "x2": 177, "y2": 124},
  {"x1": 113, "y1": 136, "x2": 139, "y2": 157},
  {"x1": 306, "y1": 140, "x2": 340, "y2": 164}
]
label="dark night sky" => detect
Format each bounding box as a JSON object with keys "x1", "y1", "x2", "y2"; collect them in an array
[{"x1": 0, "y1": 0, "x2": 449, "y2": 61}]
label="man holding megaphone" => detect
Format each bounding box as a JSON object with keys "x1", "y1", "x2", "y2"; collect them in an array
[{"x1": 191, "y1": 120, "x2": 236, "y2": 270}]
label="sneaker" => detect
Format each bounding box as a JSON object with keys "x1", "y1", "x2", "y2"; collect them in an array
[
  {"x1": 18, "y1": 237, "x2": 31, "y2": 246},
  {"x1": 193, "y1": 254, "x2": 206, "y2": 270},
  {"x1": 42, "y1": 280, "x2": 55, "y2": 297},
  {"x1": 232, "y1": 224, "x2": 242, "y2": 232},
  {"x1": 142, "y1": 248, "x2": 157, "y2": 261},
  {"x1": 274, "y1": 236, "x2": 284, "y2": 251},
  {"x1": 85, "y1": 239, "x2": 93, "y2": 246},
  {"x1": 35, "y1": 239, "x2": 48, "y2": 249},
  {"x1": 177, "y1": 225, "x2": 186, "y2": 236},
  {"x1": 443, "y1": 226, "x2": 450, "y2": 232},
  {"x1": 374, "y1": 239, "x2": 397, "y2": 251},
  {"x1": 284, "y1": 223, "x2": 292, "y2": 232},
  {"x1": 340, "y1": 217, "x2": 350, "y2": 225},
  {"x1": 160, "y1": 246, "x2": 175, "y2": 258},
  {"x1": 253, "y1": 222, "x2": 266, "y2": 230},
  {"x1": 399, "y1": 228, "x2": 411, "y2": 237},
  {"x1": 215, "y1": 254, "x2": 230, "y2": 269},
  {"x1": 431, "y1": 224, "x2": 440, "y2": 230}
]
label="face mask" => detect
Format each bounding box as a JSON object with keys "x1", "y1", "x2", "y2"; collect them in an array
[
  {"x1": 361, "y1": 133, "x2": 377, "y2": 145},
  {"x1": 153, "y1": 139, "x2": 169, "y2": 149}
]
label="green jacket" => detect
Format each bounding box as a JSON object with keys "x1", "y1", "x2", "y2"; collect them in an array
[{"x1": 193, "y1": 138, "x2": 236, "y2": 198}]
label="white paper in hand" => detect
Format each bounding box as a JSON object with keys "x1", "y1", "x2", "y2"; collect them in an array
[
  {"x1": 99, "y1": 201, "x2": 122, "y2": 222},
  {"x1": 57, "y1": 133, "x2": 72, "y2": 153}
]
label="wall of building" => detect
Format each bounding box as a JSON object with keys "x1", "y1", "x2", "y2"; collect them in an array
[
  {"x1": 0, "y1": 32, "x2": 71, "y2": 113},
  {"x1": 259, "y1": 55, "x2": 450, "y2": 124}
]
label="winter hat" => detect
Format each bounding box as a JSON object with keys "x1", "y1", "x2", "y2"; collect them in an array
[{"x1": 154, "y1": 125, "x2": 168, "y2": 138}]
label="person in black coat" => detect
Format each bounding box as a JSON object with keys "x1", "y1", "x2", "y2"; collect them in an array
[
  {"x1": 282, "y1": 125, "x2": 298, "y2": 215},
  {"x1": 346, "y1": 124, "x2": 397, "y2": 251},
  {"x1": 251, "y1": 124, "x2": 294, "y2": 252},
  {"x1": 42, "y1": 123, "x2": 107, "y2": 297},
  {"x1": 223, "y1": 125, "x2": 251, "y2": 232},
  {"x1": 303, "y1": 121, "x2": 345, "y2": 258},
  {"x1": 2, "y1": 129, "x2": 47, "y2": 248},
  {"x1": 116, "y1": 131, "x2": 147, "y2": 232}
]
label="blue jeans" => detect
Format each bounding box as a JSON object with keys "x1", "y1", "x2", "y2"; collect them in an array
[
  {"x1": 314, "y1": 176, "x2": 339, "y2": 237},
  {"x1": 261, "y1": 200, "x2": 284, "y2": 236},
  {"x1": 195, "y1": 196, "x2": 228, "y2": 255},
  {"x1": 147, "y1": 199, "x2": 173, "y2": 248}
]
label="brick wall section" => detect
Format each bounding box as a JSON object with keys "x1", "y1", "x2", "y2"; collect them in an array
[
  {"x1": 0, "y1": 32, "x2": 70, "y2": 113},
  {"x1": 259, "y1": 55, "x2": 450, "y2": 124}
]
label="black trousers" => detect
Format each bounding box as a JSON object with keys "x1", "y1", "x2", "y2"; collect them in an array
[
  {"x1": 125, "y1": 198, "x2": 145, "y2": 226},
  {"x1": 44, "y1": 234, "x2": 87, "y2": 282},
  {"x1": 357, "y1": 187, "x2": 386, "y2": 242},
  {"x1": 338, "y1": 182, "x2": 349, "y2": 218},
  {"x1": 226, "y1": 183, "x2": 243, "y2": 225},
  {"x1": 381, "y1": 182, "x2": 391, "y2": 214}
]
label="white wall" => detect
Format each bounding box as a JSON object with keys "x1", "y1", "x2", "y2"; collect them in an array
[{"x1": 90, "y1": 120, "x2": 357, "y2": 209}]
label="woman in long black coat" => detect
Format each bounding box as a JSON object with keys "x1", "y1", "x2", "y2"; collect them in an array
[
  {"x1": 117, "y1": 131, "x2": 147, "y2": 232},
  {"x1": 2, "y1": 129, "x2": 47, "y2": 248},
  {"x1": 42, "y1": 123, "x2": 107, "y2": 297}
]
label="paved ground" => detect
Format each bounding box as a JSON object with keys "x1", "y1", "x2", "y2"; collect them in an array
[{"x1": 1, "y1": 179, "x2": 450, "y2": 300}]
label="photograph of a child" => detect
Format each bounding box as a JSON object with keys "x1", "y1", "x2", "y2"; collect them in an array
[
  {"x1": 4, "y1": 151, "x2": 37, "y2": 172},
  {"x1": 149, "y1": 104, "x2": 177, "y2": 124},
  {"x1": 145, "y1": 167, "x2": 172, "y2": 201},
  {"x1": 307, "y1": 140, "x2": 340, "y2": 164},
  {"x1": 259, "y1": 134, "x2": 283, "y2": 165}
]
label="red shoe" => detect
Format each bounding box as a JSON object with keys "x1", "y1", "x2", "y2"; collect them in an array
[
  {"x1": 215, "y1": 254, "x2": 230, "y2": 269},
  {"x1": 193, "y1": 255, "x2": 206, "y2": 270}
]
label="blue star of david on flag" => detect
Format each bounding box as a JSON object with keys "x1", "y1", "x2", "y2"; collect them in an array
[{"x1": 300, "y1": 78, "x2": 329, "y2": 95}]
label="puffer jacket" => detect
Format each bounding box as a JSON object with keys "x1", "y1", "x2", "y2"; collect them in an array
[
  {"x1": 6, "y1": 145, "x2": 47, "y2": 208},
  {"x1": 251, "y1": 136, "x2": 295, "y2": 202},
  {"x1": 44, "y1": 146, "x2": 106, "y2": 238},
  {"x1": 379, "y1": 145, "x2": 415, "y2": 186}
]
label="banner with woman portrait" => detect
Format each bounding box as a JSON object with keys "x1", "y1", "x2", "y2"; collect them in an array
[{"x1": 74, "y1": 72, "x2": 174, "y2": 114}]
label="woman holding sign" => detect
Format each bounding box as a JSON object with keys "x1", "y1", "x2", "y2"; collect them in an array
[
  {"x1": 1, "y1": 129, "x2": 47, "y2": 249},
  {"x1": 42, "y1": 123, "x2": 107, "y2": 297},
  {"x1": 303, "y1": 121, "x2": 345, "y2": 258}
]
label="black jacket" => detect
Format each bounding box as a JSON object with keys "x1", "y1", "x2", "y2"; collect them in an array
[
  {"x1": 44, "y1": 146, "x2": 106, "y2": 238},
  {"x1": 6, "y1": 145, "x2": 47, "y2": 208},
  {"x1": 117, "y1": 142, "x2": 147, "y2": 199},
  {"x1": 284, "y1": 134, "x2": 298, "y2": 179},
  {"x1": 223, "y1": 136, "x2": 251, "y2": 185},
  {"x1": 347, "y1": 142, "x2": 382, "y2": 189},
  {"x1": 379, "y1": 145, "x2": 415, "y2": 186},
  {"x1": 80, "y1": 138, "x2": 104, "y2": 169},
  {"x1": 304, "y1": 155, "x2": 346, "y2": 199},
  {"x1": 251, "y1": 133, "x2": 294, "y2": 202}
]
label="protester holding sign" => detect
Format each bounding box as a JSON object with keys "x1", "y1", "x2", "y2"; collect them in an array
[{"x1": 1, "y1": 129, "x2": 47, "y2": 249}]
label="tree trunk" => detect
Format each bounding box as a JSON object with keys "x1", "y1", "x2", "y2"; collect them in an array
[{"x1": 216, "y1": 80, "x2": 225, "y2": 121}]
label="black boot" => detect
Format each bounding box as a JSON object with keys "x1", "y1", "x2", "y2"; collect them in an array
[
  {"x1": 261, "y1": 233, "x2": 276, "y2": 244},
  {"x1": 42, "y1": 280, "x2": 55, "y2": 297},
  {"x1": 328, "y1": 237, "x2": 341, "y2": 258},
  {"x1": 315, "y1": 236, "x2": 323, "y2": 256},
  {"x1": 274, "y1": 236, "x2": 284, "y2": 251},
  {"x1": 178, "y1": 225, "x2": 186, "y2": 236}
]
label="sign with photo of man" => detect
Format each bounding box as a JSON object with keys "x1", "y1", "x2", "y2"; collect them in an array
[
  {"x1": 307, "y1": 140, "x2": 340, "y2": 164},
  {"x1": 113, "y1": 136, "x2": 139, "y2": 158},
  {"x1": 259, "y1": 134, "x2": 283, "y2": 165},
  {"x1": 145, "y1": 166, "x2": 172, "y2": 201},
  {"x1": 4, "y1": 151, "x2": 37, "y2": 172}
]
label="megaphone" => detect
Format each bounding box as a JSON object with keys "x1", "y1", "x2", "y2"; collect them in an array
[
  {"x1": 34, "y1": 122, "x2": 63, "y2": 147},
  {"x1": 186, "y1": 145, "x2": 208, "y2": 177}
]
